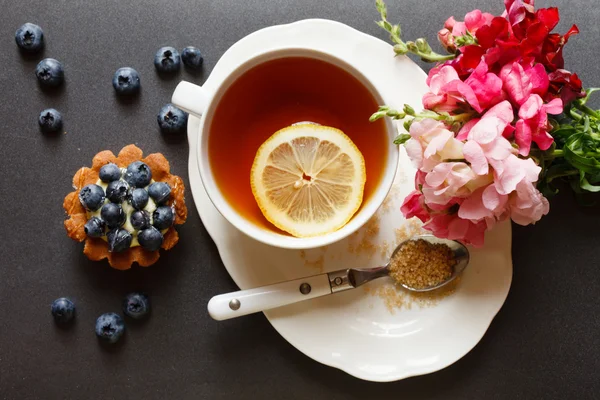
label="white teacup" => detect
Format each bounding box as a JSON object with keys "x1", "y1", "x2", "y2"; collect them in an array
[{"x1": 172, "y1": 48, "x2": 398, "y2": 250}]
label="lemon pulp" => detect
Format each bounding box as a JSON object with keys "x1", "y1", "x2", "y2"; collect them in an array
[{"x1": 250, "y1": 124, "x2": 366, "y2": 237}]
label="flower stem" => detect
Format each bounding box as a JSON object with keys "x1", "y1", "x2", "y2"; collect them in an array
[
  {"x1": 575, "y1": 103, "x2": 600, "y2": 119},
  {"x1": 569, "y1": 108, "x2": 583, "y2": 121},
  {"x1": 376, "y1": 0, "x2": 456, "y2": 63}
]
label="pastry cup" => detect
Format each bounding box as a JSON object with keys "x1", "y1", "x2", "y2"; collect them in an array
[{"x1": 64, "y1": 144, "x2": 188, "y2": 270}]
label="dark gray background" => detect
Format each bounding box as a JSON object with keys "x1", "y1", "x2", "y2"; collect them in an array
[{"x1": 1, "y1": 0, "x2": 599, "y2": 398}]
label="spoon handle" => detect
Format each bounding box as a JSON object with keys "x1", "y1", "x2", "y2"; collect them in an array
[{"x1": 207, "y1": 274, "x2": 332, "y2": 321}]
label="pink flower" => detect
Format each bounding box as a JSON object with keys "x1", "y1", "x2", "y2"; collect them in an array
[
  {"x1": 404, "y1": 118, "x2": 463, "y2": 172},
  {"x1": 400, "y1": 192, "x2": 487, "y2": 247},
  {"x1": 464, "y1": 60, "x2": 505, "y2": 111},
  {"x1": 423, "y1": 212, "x2": 488, "y2": 247},
  {"x1": 458, "y1": 184, "x2": 509, "y2": 223},
  {"x1": 423, "y1": 61, "x2": 503, "y2": 114},
  {"x1": 421, "y1": 162, "x2": 482, "y2": 205},
  {"x1": 438, "y1": 28, "x2": 456, "y2": 53},
  {"x1": 423, "y1": 65, "x2": 480, "y2": 113},
  {"x1": 456, "y1": 156, "x2": 546, "y2": 227},
  {"x1": 491, "y1": 154, "x2": 541, "y2": 194},
  {"x1": 508, "y1": 180, "x2": 550, "y2": 225},
  {"x1": 451, "y1": 9, "x2": 495, "y2": 37},
  {"x1": 514, "y1": 94, "x2": 562, "y2": 155},
  {"x1": 400, "y1": 191, "x2": 429, "y2": 223},
  {"x1": 500, "y1": 60, "x2": 550, "y2": 106},
  {"x1": 458, "y1": 101, "x2": 516, "y2": 174}
]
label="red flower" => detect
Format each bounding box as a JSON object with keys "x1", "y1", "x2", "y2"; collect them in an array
[
  {"x1": 540, "y1": 24, "x2": 580, "y2": 71},
  {"x1": 503, "y1": 1, "x2": 579, "y2": 71},
  {"x1": 547, "y1": 69, "x2": 585, "y2": 105}
]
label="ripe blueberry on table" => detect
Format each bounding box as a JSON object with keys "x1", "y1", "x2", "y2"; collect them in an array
[
  {"x1": 124, "y1": 161, "x2": 152, "y2": 188},
  {"x1": 35, "y1": 58, "x2": 64, "y2": 87},
  {"x1": 130, "y1": 187, "x2": 149, "y2": 210},
  {"x1": 15, "y1": 23, "x2": 44, "y2": 53},
  {"x1": 38, "y1": 108, "x2": 63, "y2": 133},
  {"x1": 157, "y1": 103, "x2": 188, "y2": 134},
  {"x1": 95, "y1": 313, "x2": 125, "y2": 344},
  {"x1": 154, "y1": 46, "x2": 180, "y2": 73},
  {"x1": 181, "y1": 46, "x2": 204, "y2": 70},
  {"x1": 79, "y1": 184, "x2": 106, "y2": 211},
  {"x1": 153, "y1": 206, "x2": 175, "y2": 230},
  {"x1": 101, "y1": 202, "x2": 125, "y2": 229},
  {"x1": 112, "y1": 67, "x2": 140, "y2": 95},
  {"x1": 138, "y1": 226, "x2": 164, "y2": 251},
  {"x1": 51, "y1": 297, "x2": 75, "y2": 323},
  {"x1": 99, "y1": 163, "x2": 122, "y2": 183},
  {"x1": 123, "y1": 293, "x2": 150, "y2": 319},
  {"x1": 107, "y1": 228, "x2": 132, "y2": 252},
  {"x1": 148, "y1": 182, "x2": 171, "y2": 204}
]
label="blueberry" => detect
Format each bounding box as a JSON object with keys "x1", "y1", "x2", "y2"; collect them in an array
[
  {"x1": 38, "y1": 108, "x2": 63, "y2": 133},
  {"x1": 99, "y1": 163, "x2": 121, "y2": 182},
  {"x1": 130, "y1": 188, "x2": 149, "y2": 210},
  {"x1": 35, "y1": 58, "x2": 64, "y2": 87},
  {"x1": 124, "y1": 161, "x2": 152, "y2": 188},
  {"x1": 112, "y1": 67, "x2": 140, "y2": 95},
  {"x1": 84, "y1": 217, "x2": 105, "y2": 238},
  {"x1": 154, "y1": 46, "x2": 180, "y2": 73},
  {"x1": 51, "y1": 297, "x2": 75, "y2": 323},
  {"x1": 106, "y1": 228, "x2": 132, "y2": 252},
  {"x1": 79, "y1": 184, "x2": 105, "y2": 211},
  {"x1": 138, "y1": 226, "x2": 164, "y2": 251},
  {"x1": 106, "y1": 180, "x2": 130, "y2": 203},
  {"x1": 15, "y1": 23, "x2": 44, "y2": 53},
  {"x1": 101, "y1": 203, "x2": 125, "y2": 229},
  {"x1": 122, "y1": 293, "x2": 150, "y2": 319},
  {"x1": 130, "y1": 210, "x2": 150, "y2": 230},
  {"x1": 181, "y1": 46, "x2": 204, "y2": 70},
  {"x1": 153, "y1": 206, "x2": 175, "y2": 230},
  {"x1": 157, "y1": 104, "x2": 188, "y2": 134},
  {"x1": 95, "y1": 313, "x2": 125, "y2": 344},
  {"x1": 148, "y1": 182, "x2": 171, "y2": 204}
]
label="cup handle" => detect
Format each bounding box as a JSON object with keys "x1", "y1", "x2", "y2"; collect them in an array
[{"x1": 171, "y1": 81, "x2": 210, "y2": 118}]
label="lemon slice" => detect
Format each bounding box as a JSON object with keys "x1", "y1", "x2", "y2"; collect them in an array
[{"x1": 251, "y1": 124, "x2": 366, "y2": 237}]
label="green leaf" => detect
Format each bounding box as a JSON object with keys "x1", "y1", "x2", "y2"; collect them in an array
[
  {"x1": 393, "y1": 133, "x2": 411, "y2": 145},
  {"x1": 564, "y1": 133, "x2": 600, "y2": 173},
  {"x1": 580, "y1": 171, "x2": 600, "y2": 192},
  {"x1": 538, "y1": 163, "x2": 578, "y2": 196}
]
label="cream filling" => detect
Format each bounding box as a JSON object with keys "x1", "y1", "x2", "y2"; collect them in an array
[{"x1": 87, "y1": 177, "x2": 158, "y2": 247}]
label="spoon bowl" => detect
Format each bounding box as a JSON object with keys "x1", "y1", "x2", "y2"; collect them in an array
[{"x1": 390, "y1": 235, "x2": 469, "y2": 292}]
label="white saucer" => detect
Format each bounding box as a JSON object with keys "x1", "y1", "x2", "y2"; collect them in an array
[{"x1": 186, "y1": 19, "x2": 513, "y2": 382}]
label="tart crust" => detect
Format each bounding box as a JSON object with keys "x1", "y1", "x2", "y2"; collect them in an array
[{"x1": 64, "y1": 144, "x2": 188, "y2": 270}]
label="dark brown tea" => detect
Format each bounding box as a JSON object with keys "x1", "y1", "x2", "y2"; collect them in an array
[{"x1": 208, "y1": 56, "x2": 388, "y2": 232}]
